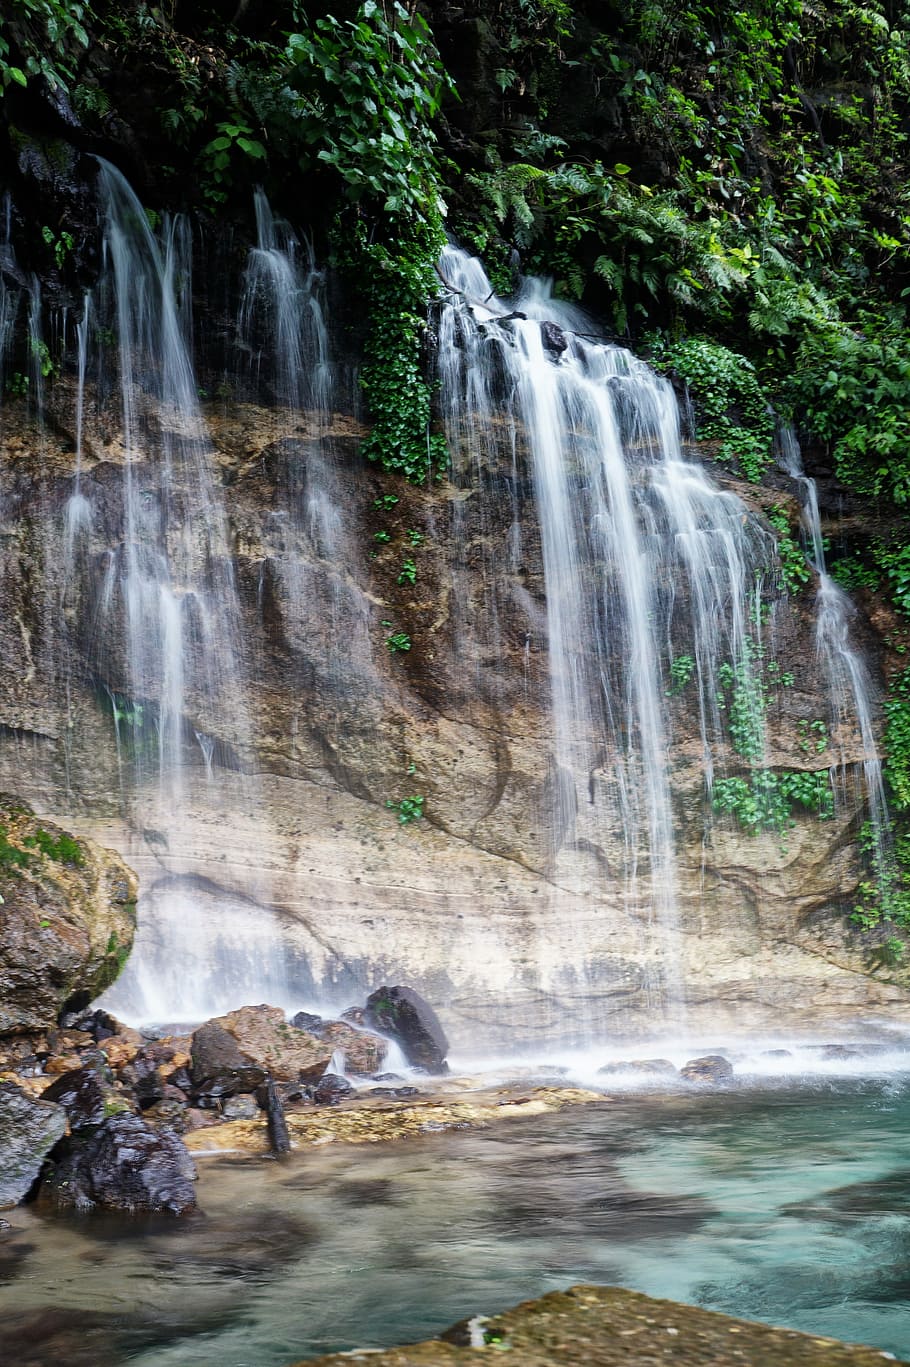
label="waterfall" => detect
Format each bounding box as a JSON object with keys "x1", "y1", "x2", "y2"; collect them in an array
[
  {"x1": 436, "y1": 246, "x2": 774, "y2": 1018},
  {"x1": 778, "y1": 429, "x2": 891, "y2": 879},
  {"x1": 80, "y1": 162, "x2": 290, "y2": 1020}
]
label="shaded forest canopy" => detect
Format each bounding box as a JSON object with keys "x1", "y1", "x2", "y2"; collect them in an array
[{"x1": 6, "y1": 0, "x2": 910, "y2": 927}]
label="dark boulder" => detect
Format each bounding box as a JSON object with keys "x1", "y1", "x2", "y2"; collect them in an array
[
  {"x1": 364, "y1": 985, "x2": 449, "y2": 1073},
  {"x1": 680, "y1": 1054, "x2": 734, "y2": 1084},
  {"x1": 190, "y1": 1020, "x2": 267, "y2": 1096},
  {"x1": 42, "y1": 1064, "x2": 133, "y2": 1130},
  {"x1": 311, "y1": 1074, "x2": 354, "y2": 1106},
  {"x1": 540, "y1": 320, "x2": 569, "y2": 355},
  {"x1": 0, "y1": 1082, "x2": 67, "y2": 1208},
  {"x1": 291, "y1": 1011, "x2": 323, "y2": 1032},
  {"x1": 44, "y1": 1113, "x2": 196, "y2": 1214}
]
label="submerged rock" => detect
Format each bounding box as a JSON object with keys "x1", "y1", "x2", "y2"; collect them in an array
[
  {"x1": 680, "y1": 1054, "x2": 734, "y2": 1084},
  {"x1": 0, "y1": 1082, "x2": 67, "y2": 1208},
  {"x1": 597, "y1": 1058, "x2": 678, "y2": 1077},
  {"x1": 364, "y1": 986, "x2": 449, "y2": 1074},
  {"x1": 293, "y1": 1284, "x2": 909, "y2": 1365},
  {"x1": 43, "y1": 1113, "x2": 196, "y2": 1215}
]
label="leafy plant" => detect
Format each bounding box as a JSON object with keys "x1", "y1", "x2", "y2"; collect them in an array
[
  {"x1": 765, "y1": 506, "x2": 812, "y2": 595},
  {"x1": 386, "y1": 631, "x2": 411, "y2": 653},
  {"x1": 667, "y1": 653, "x2": 695, "y2": 696},
  {"x1": 387, "y1": 794, "x2": 424, "y2": 825},
  {"x1": 23, "y1": 827, "x2": 84, "y2": 865},
  {"x1": 397, "y1": 558, "x2": 417, "y2": 586}
]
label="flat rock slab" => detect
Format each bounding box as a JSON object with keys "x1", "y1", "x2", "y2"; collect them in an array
[
  {"x1": 289, "y1": 1285, "x2": 906, "y2": 1366},
  {"x1": 184, "y1": 1087, "x2": 605, "y2": 1154}
]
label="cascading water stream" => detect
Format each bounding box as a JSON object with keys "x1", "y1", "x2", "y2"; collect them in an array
[
  {"x1": 436, "y1": 245, "x2": 774, "y2": 1020},
  {"x1": 778, "y1": 428, "x2": 890, "y2": 875},
  {"x1": 83, "y1": 161, "x2": 290, "y2": 1021}
]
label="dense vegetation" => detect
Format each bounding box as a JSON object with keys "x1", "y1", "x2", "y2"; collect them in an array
[{"x1": 5, "y1": 0, "x2": 910, "y2": 938}]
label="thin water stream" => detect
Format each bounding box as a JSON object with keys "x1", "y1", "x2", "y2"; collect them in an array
[{"x1": 2, "y1": 1080, "x2": 909, "y2": 1366}]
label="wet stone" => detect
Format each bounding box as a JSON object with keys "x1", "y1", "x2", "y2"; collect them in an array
[
  {"x1": 0, "y1": 1082, "x2": 67, "y2": 1208},
  {"x1": 311, "y1": 1074, "x2": 354, "y2": 1106},
  {"x1": 42, "y1": 1065, "x2": 133, "y2": 1131},
  {"x1": 364, "y1": 985, "x2": 449, "y2": 1074},
  {"x1": 44, "y1": 1112, "x2": 197, "y2": 1215},
  {"x1": 680, "y1": 1054, "x2": 734, "y2": 1084},
  {"x1": 291, "y1": 1011, "x2": 323, "y2": 1032},
  {"x1": 597, "y1": 1058, "x2": 678, "y2": 1077},
  {"x1": 222, "y1": 1094, "x2": 258, "y2": 1121}
]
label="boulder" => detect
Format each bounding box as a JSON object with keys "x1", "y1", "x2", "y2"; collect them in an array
[
  {"x1": 311, "y1": 1073, "x2": 354, "y2": 1106},
  {"x1": 314, "y1": 1021, "x2": 388, "y2": 1076},
  {"x1": 597, "y1": 1059, "x2": 678, "y2": 1077},
  {"x1": 43, "y1": 1113, "x2": 196, "y2": 1214},
  {"x1": 0, "y1": 800, "x2": 137, "y2": 1035},
  {"x1": 680, "y1": 1054, "x2": 734, "y2": 1084},
  {"x1": 192, "y1": 1005, "x2": 332, "y2": 1090},
  {"x1": 540, "y1": 320, "x2": 569, "y2": 355},
  {"x1": 0, "y1": 1082, "x2": 67, "y2": 1208},
  {"x1": 364, "y1": 986, "x2": 449, "y2": 1073},
  {"x1": 291, "y1": 1011, "x2": 323, "y2": 1032},
  {"x1": 190, "y1": 1021, "x2": 267, "y2": 1096},
  {"x1": 41, "y1": 1064, "x2": 133, "y2": 1129}
]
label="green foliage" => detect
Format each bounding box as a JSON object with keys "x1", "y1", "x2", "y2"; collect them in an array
[
  {"x1": 387, "y1": 793, "x2": 424, "y2": 824},
  {"x1": 0, "y1": 0, "x2": 91, "y2": 92},
  {"x1": 648, "y1": 335, "x2": 774, "y2": 482},
  {"x1": 23, "y1": 827, "x2": 84, "y2": 865},
  {"x1": 385, "y1": 630, "x2": 411, "y2": 653},
  {"x1": 0, "y1": 825, "x2": 31, "y2": 871},
  {"x1": 716, "y1": 648, "x2": 766, "y2": 761},
  {"x1": 829, "y1": 556, "x2": 880, "y2": 592},
  {"x1": 343, "y1": 216, "x2": 448, "y2": 484},
  {"x1": 200, "y1": 121, "x2": 266, "y2": 207},
  {"x1": 764, "y1": 506, "x2": 812, "y2": 595},
  {"x1": 712, "y1": 768, "x2": 833, "y2": 835},
  {"x1": 285, "y1": 0, "x2": 451, "y2": 217},
  {"x1": 666, "y1": 654, "x2": 695, "y2": 696},
  {"x1": 373, "y1": 530, "x2": 391, "y2": 545},
  {"x1": 852, "y1": 821, "x2": 910, "y2": 930},
  {"x1": 397, "y1": 557, "x2": 417, "y2": 586},
  {"x1": 884, "y1": 666, "x2": 910, "y2": 811},
  {"x1": 405, "y1": 528, "x2": 424, "y2": 547},
  {"x1": 373, "y1": 495, "x2": 399, "y2": 511},
  {"x1": 797, "y1": 719, "x2": 829, "y2": 756}
]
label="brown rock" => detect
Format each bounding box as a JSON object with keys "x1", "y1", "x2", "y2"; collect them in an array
[
  {"x1": 43, "y1": 1052, "x2": 84, "y2": 1076},
  {"x1": 316, "y1": 1021, "x2": 388, "y2": 1076},
  {"x1": 291, "y1": 1284, "x2": 910, "y2": 1366},
  {"x1": 0, "y1": 799, "x2": 137, "y2": 1035},
  {"x1": 680, "y1": 1054, "x2": 734, "y2": 1084},
  {"x1": 98, "y1": 1029, "x2": 143, "y2": 1070},
  {"x1": 202, "y1": 1005, "x2": 332, "y2": 1085}
]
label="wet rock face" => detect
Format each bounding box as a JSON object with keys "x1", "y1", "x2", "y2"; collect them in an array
[
  {"x1": 0, "y1": 1082, "x2": 67, "y2": 1208},
  {"x1": 0, "y1": 800, "x2": 138, "y2": 1035},
  {"x1": 364, "y1": 986, "x2": 449, "y2": 1074},
  {"x1": 45, "y1": 1113, "x2": 197, "y2": 1215}
]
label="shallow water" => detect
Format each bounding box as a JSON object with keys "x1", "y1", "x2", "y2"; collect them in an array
[{"x1": 2, "y1": 1080, "x2": 910, "y2": 1366}]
